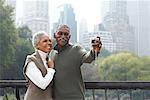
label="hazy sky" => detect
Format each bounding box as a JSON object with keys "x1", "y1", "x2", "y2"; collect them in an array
[
  {"x1": 49, "y1": 0, "x2": 101, "y2": 31},
  {"x1": 16, "y1": 0, "x2": 101, "y2": 31}
]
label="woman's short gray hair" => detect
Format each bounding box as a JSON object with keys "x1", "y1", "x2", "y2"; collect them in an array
[{"x1": 32, "y1": 31, "x2": 49, "y2": 48}]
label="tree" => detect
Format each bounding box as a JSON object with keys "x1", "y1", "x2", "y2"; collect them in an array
[
  {"x1": 99, "y1": 48, "x2": 111, "y2": 57},
  {"x1": 95, "y1": 52, "x2": 150, "y2": 100},
  {"x1": 97, "y1": 52, "x2": 143, "y2": 81},
  {"x1": 14, "y1": 26, "x2": 33, "y2": 79},
  {"x1": 81, "y1": 63, "x2": 100, "y2": 81},
  {"x1": 0, "y1": 0, "x2": 19, "y2": 79},
  {"x1": 138, "y1": 57, "x2": 150, "y2": 81},
  {"x1": 17, "y1": 25, "x2": 32, "y2": 39},
  {"x1": 0, "y1": 0, "x2": 34, "y2": 79}
]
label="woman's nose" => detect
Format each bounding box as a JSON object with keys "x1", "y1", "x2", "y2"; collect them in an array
[
  {"x1": 48, "y1": 40, "x2": 52, "y2": 45},
  {"x1": 49, "y1": 42, "x2": 52, "y2": 45}
]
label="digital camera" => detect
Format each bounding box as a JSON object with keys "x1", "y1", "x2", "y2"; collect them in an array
[{"x1": 91, "y1": 36, "x2": 101, "y2": 44}]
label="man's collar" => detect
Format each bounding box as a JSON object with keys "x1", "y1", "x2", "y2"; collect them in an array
[{"x1": 54, "y1": 44, "x2": 71, "y2": 52}]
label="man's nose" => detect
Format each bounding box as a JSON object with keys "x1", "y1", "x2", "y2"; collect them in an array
[
  {"x1": 59, "y1": 34, "x2": 68, "y2": 39},
  {"x1": 61, "y1": 34, "x2": 66, "y2": 38}
]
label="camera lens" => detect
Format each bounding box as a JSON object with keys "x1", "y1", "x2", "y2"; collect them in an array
[{"x1": 91, "y1": 40, "x2": 95, "y2": 43}]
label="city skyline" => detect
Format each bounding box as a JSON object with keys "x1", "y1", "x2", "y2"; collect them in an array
[
  {"x1": 16, "y1": 0, "x2": 102, "y2": 32},
  {"x1": 9, "y1": 0, "x2": 150, "y2": 56},
  {"x1": 49, "y1": 0, "x2": 101, "y2": 32}
]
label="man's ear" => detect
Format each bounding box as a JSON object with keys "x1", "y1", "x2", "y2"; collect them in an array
[{"x1": 68, "y1": 35, "x2": 71, "y2": 39}]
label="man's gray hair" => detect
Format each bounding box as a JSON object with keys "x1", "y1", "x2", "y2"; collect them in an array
[
  {"x1": 32, "y1": 31, "x2": 49, "y2": 48},
  {"x1": 55, "y1": 24, "x2": 70, "y2": 32}
]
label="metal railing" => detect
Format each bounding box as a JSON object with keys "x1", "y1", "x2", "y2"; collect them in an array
[{"x1": 0, "y1": 80, "x2": 150, "y2": 100}]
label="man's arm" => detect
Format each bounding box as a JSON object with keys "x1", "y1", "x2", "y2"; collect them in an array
[
  {"x1": 81, "y1": 36, "x2": 102, "y2": 63},
  {"x1": 73, "y1": 44, "x2": 95, "y2": 64}
]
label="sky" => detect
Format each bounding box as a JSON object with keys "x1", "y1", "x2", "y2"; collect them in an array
[
  {"x1": 16, "y1": 0, "x2": 102, "y2": 31},
  {"x1": 49, "y1": 0, "x2": 102, "y2": 32}
]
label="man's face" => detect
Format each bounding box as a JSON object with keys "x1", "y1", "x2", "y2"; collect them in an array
[{"x1": 54, "y1": 27, "x2": 71, "y2": 47}]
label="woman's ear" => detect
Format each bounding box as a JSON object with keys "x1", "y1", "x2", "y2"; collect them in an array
[{"x1": 36, "y1": 44, "x2": 40, "y2": 49}]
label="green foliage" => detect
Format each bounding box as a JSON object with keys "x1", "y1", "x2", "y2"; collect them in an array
[
  {"x1": 138, "y1": 57, "x2": 150, "y2": 81},
  {"x1": 0, "y1": 0, "x2": 18, "y2": 68},
  {"x1": 2, "y1": 93, "x2": 16, "y2": 100},
  {"x1": 81, "y1": 63, "x2": 100, "y2": 81},
  {"x1": 14, "y1": 26, "x2": 33, "y2": 79},
  {"x1": 97, "y1": 52, "x2": 150, "y2": 81},
  {"x1": 0, "y1": 1, "x2": 33, "y2": 79},
  {"x1": 15, "y1": 39, "x2": 33, "y2": 79},
  {"x1": 17, "y1": 25, "x2": 32, "y2": 39},
  {"x1": 99, "y1": 48, "x2": 111, "y2": 57}
]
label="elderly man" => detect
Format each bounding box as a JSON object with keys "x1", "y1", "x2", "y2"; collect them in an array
[{"x1": 52, "y1": 24, "x2": 102, "y2": 100}]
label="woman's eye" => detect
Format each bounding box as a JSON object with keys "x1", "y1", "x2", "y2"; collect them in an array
[{"x1": 43, "y1": 40, "x2": 48, "y2": 42}]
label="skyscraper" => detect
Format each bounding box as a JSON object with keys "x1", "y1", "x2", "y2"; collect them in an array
[
  {"x1": 127, "y1": 0, "x2": 150, "y2": 56},
  {"x1": 56, "y1": 4, "x2": 77, "y2": 44},
  {"x1": 102, "y1": 0, "x2": 135, "y2": 53},
  {"x1": 22, "y1": 0, "x2": 49, "y2": 34},
  {"x1": 79, "y1": 18, "x2": 88, "y2": 43}
]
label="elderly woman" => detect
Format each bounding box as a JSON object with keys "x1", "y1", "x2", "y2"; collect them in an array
[{"x1": 23, "y1": 31, "x2": 55, "y2": 100}]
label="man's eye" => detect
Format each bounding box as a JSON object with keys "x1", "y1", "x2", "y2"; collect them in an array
[
  {"x1": 64, "y1": 32, "x2": 69, "y2": 36},
  {"x1": 58, "y1": 32, "x2": 69, "y2": 36},
  {"x1": 58, "y1": 32, "x2": 63, "y2": 35}
]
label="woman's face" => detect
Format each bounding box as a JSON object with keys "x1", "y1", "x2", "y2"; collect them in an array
[{"x1": 37, "y1": 35, "x2": 52, "y2": 53}]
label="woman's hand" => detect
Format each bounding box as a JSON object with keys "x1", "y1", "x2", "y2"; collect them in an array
[{"x1": 47, "y1": 59, "x2": 54, "y2": 69}]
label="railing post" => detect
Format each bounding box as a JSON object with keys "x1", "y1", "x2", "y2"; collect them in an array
[
  {"x1": 105, "y1": 89, "x2": 107, "y2": 100},
  {"x1": 117, "y1": 90, "x2": 120, "y2": 100},
  {"x1": 142, "y1": 90, "x2": 145, "y2": 100},
  {"x1": 92, "y1": 89, "x2": 95, "y2": 100},
  {"x1": 129, "y1": 90, "x2": 132, "y2": 100},
  {"x1": 4, "y1": 94, "x2": 8, "y2": 100},
  {"x1": 15, "y1": 87, "x2": 20, "y2": 100}
]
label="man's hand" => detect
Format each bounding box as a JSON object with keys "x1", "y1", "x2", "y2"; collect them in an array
[
  {"x1": 47, "y1": 59, "x2": 54, "y2": 68},
  {"x1": 91, "y1": 36, "x2": 102, "y2": 56}
]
